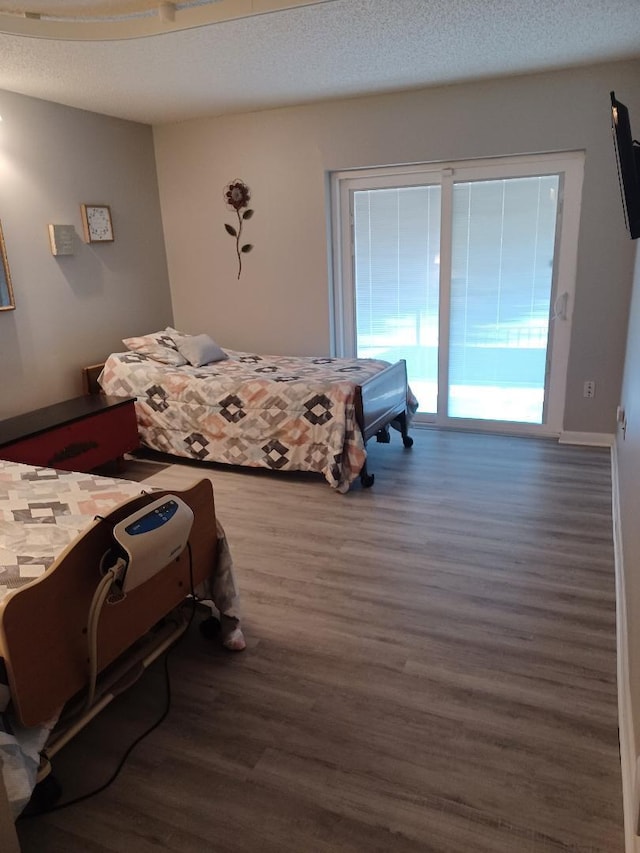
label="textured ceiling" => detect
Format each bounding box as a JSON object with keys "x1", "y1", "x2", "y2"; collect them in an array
[{"x1": 0, "y1": 0, "x2": 638, "y2": 126}]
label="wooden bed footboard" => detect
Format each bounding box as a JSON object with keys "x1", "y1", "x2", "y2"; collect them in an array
[
  {"x1": 82, "y1": 362, "x2": 105, "y2": 396},
  {"x1": 0, "y1": 479, "x2": 217, "y2": 728}
]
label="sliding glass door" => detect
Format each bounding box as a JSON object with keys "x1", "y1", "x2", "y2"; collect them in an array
[
  {"x1": 448, "y1": 175, "x2": 559, "y2": 423},
  {"x1": 352, "y1": 184, "x2": 441, "y2": 415},
  {"x1": 332, "y1": 154, "x2": 584, "y2": 435}
]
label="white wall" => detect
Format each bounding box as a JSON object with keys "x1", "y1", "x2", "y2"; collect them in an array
[
  {"x1": 619, "y1": 244, "x2": 640, "y2": 728},
  {"x1": 154, "y1": 60, "x2": 640, "y2": 435},
  {"x1": 0, "y1": 89, "x2": 173, "y2": 419},
  {"x1": 616, "y1": 242, "x2": 640, "y2": 850}
]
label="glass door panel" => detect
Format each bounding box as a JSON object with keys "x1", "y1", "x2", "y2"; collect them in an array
[
  {"x1": 353, "y1": 185, "x2": 441, "y2": 414},
  {"x1": 448, "y1": 176, "x2": 559, "y2": 423}
]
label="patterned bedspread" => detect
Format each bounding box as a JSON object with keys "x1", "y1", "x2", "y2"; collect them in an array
[
  {"x1": 0, "y1": 462, "x2": 150, "y2": 597},
  {"x1": 99, "y1": 349, "x2": 398, "y2": 492}
]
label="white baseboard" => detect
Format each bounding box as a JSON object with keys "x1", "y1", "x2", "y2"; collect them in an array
[
  {"x1": 559, "y1": 431, "x2": 614, "y2": 446},
  {"x1": 611, "y1": 441, "x2": 639, "y2": 853}
]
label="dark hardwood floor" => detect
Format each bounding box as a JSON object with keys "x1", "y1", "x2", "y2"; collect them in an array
[{"x1": 17, "y1": 428, "x2": 623, "y2": 852}]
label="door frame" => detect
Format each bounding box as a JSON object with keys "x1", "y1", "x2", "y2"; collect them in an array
[{"x1": 330, "y1": 151, "x2": 585, "y2": 436}]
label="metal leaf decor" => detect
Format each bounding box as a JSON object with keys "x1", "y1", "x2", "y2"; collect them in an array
[{"x1": 224, "y1": 179, "x2": 254, "y2": 279}]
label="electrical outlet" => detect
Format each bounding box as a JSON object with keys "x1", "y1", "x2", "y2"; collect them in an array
[{"x1": 583, "y1": 380, "x2": 596, "y2": 398}]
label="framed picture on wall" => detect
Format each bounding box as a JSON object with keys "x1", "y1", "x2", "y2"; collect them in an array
[
  {"x1": 0, "y1": 220, "x2": 15, "y2": 311},
  {"x1": 80, "y1": 204, "x2": 114, "y2": 243}
]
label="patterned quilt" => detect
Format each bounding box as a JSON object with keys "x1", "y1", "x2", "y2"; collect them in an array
[
  {"x1": 0, "y1": 462, "x2": 150, "y2": 597},
  {"x1": 100, "y1": 349, "x2": 400, "y2": 492}
]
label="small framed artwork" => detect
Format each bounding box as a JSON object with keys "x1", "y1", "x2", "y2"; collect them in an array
[
  {"x1": 0, "y1": 220, "x2": 15, "y2": 312},
  {"x1": 80, "y1": 204, "x2": 114, "y2": 243}
]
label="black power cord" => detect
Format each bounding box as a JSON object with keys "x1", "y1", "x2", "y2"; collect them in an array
[{"x1": 19, "y1": 541, "x2": 197, "y2": 819}]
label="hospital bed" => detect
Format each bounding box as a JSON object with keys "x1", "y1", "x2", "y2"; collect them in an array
[{"x1": 0, "y1": 458, "x2": 225, "y2": 820}]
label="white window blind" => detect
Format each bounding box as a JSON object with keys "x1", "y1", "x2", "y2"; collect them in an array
[
  {"x1": 353, "y1": 185, "x2": 441, "y2": 412},
  {"x1": 449, "y1": 176, "x2": 559, "y2": 422}
]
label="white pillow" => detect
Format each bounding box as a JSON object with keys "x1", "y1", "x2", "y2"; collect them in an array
[
  {"x1": 122, "y1": 330, "x2": 187, "y2": 366},
  {"x1": 176, "y1": 333, "x2": 228, "y2": 367},
  {"x1": 165, "y1": 326, "x2": 186, "y2": 339}
]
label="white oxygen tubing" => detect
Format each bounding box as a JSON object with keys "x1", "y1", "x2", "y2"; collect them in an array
[{"x1": 85, "y1": 561, "x2": 124, "y2": 712}]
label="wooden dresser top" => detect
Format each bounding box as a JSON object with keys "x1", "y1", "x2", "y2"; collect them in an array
[{"x1": 0, "y1": 395, "x2": 135, "y2": 447}]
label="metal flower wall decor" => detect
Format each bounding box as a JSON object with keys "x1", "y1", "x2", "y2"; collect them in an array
[{"x1": 224, "y1": 179, "x2": 254, "y2": 279}]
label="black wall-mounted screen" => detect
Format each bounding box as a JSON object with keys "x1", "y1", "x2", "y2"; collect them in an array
[{"x1": 611, "y1": 91, "x2": 640, "y2": 240}]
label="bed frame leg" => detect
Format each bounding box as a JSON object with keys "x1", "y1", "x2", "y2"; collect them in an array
[
  {"x1": 398, "y1": 411, "x2": 414, "y2": 448},
  {"x1": 359, "y1": 458, "x2": 375, "y2": 488},
  {"x1": 375, "y1": 425, "x2": 391, "y2": 443}
]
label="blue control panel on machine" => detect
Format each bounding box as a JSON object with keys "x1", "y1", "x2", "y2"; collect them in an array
[{"x1": 124, "y1": 499, "x2": 179, "y2": 536}]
